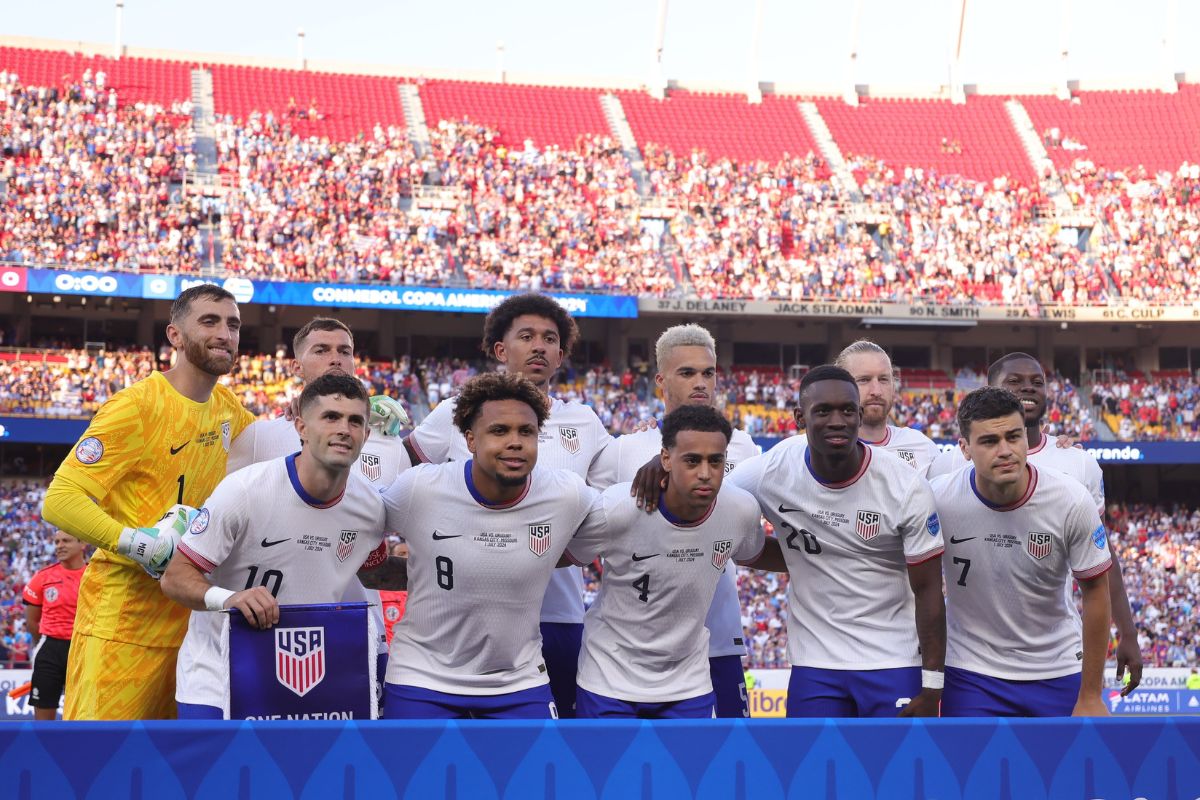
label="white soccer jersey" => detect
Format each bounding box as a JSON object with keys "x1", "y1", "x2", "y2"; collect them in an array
[
  {"x1": 861, "y1": 425, "x2": 941, "y2": 477},
  {"x1": 407, "y1": 394, "x2": 612, "y2": 624},
  {"x1": 227, "y1": 416, "x2": 411, "y2": 490},
  {"x1": 590, "y1": 426, "x2": 761, "y2": 658},
  {"x1": 928, "y1": 431, "x2": 1105, "y2": 515},
  {"x1": 931, "y1": 464, "x2": 1111, "y2": 680},
  {"x1": 225, "y1": 415, "x2": 410, "y2": 656},
  {"x1": 567, "y1": 484, "x2": 764, "y2": 703},
  {"x1": 728, "y1": 439, "x2": 944, "y2": 670},
  {"x1": 792, "y1": 425, "x2": 939, "y2": 477},
  {"x1": 175, "y1": 455, "x2": 388, "y2": 710},
  {"x1": 380, "y1": 461, "x2": 597, "y2": 695}
]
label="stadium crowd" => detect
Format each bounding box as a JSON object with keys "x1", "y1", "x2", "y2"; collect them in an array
[
  {"x1": 8, "y1": 347, "x2": 1197, "y2": 443},
  {"x1": 7, "y1": 72, "x2": 1200, "y2": 306},
  {"x1": 0, "y1": 69, "x2": 201, "y2": 272}
]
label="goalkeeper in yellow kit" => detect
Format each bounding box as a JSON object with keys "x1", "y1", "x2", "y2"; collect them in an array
[{"x1": 42, "y1": 284, "x2": 255, "y2": 719}]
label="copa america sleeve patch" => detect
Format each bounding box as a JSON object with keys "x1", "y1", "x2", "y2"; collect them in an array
[
  {"x1": 926, "y1": 513, "x2": 941, "y2": 537},
  {"x1": 189, "y1": 508, "x2": 211, "y2": 536},
  {"x1": 1092, "y1": 524, "x2": 1107, "y2": 550},
  {"x1": 75, "y1": 436, "x2": 104, "y2": 465}
]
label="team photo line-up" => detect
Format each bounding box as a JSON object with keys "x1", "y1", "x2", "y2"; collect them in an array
[{"x1": 29, "y1": 283, "x2": 1139, "y2": 720}]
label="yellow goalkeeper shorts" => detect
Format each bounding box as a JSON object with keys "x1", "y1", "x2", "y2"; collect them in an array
[{"x1": 63, "y1": 632, "x2": 179, "y2": 720}]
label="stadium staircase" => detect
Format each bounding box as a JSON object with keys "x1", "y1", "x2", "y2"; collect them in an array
[
  {"x1": 399, "y1": 84, "x2": 431, "y2": 157},
  {"x1": 599, "y1": 93, "x2": 650, "y2": 196},
  {"x1": 797, "y1": 101, "x2": 863, "y2": 202},
  {"x1": 189, "y1": 69, "x2": 219, "y2": 173},
  {"x1": 1004, "y1": 99, "x2": 1073, "y2": 214},
  {"x1": 189, "y1": 68, "x2": 224, "y2": 277}
]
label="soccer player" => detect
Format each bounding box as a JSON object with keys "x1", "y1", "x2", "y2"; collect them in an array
[
  {"x1": 928, "y1": 352, "x2": 1142, "y2": 693},
  {"x1": 42, "y1": 284, "x2": 255, "y2": 719},
  {"x1": 835, "y1": 340, "x2": 940, "y2": 475},
  {"x1": 590, "y1": 323, "x2": 762, "y2": 717},
  {"x1": 568, "y1": 405, "x2": 779, "y2": 718},
  {"x1": 727, "y1": 366, "x2": 947, "y2": 717},
  {"x1": 401, "y1": 293, "x2": 611, "y2": 716},
  {"x1": 932, "y1": 387, "x2": 1111, "y2": 717},
  {"x1": 225, "y1": 316, "x2": 411, "y2": 686},
  {"x1": 161, "y1": 373, "x2": 404, "y2": 718},
  {"x1": 23, "y1": 531, "x2": 87, "y2": 720},
  {"x1": 381, "y1": 372, "x2": 598, "y2": 720},
  {"x1": 226, "y1": 316, "x2": 410, "y2": 486}
]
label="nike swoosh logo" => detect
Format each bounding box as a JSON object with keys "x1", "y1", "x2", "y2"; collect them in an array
[
  {"x1": 631, "y1": 553, "x2": 659, "y2": 562},
  {"x1": 260, "y1": 538, "x2": 290, "y2": 548},
  {"x1": 777, "y1": 503, "x2": 804, "y2": 515},
  {"x1": 170, "y1": 441, "x2": 190, "y2": 455},
  {"x1": 949, "y1": 536, "x2": 976, "y2": 544},
  {"x1": 432, "y1": 532, "x2": 462, "y2": 541}
]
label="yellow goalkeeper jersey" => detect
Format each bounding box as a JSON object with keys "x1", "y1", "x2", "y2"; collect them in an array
[{"x1": 54, "y1": 371, "x2": 254, "y2": 647}]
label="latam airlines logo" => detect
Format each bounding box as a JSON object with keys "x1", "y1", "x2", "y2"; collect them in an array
[{"x1": 275, "y1": 627, "x2": 325, "y2": 697}]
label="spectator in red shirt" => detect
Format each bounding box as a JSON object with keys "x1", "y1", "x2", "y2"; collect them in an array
[{"x1": 23, "y1": 531, "x2": 87, "y2": 720}]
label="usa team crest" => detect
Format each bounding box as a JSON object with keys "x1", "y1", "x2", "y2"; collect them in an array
[
  {"x1": 275, "y1": 627, "x2": 325, "y2": 697},
  {"x1": 1027, "y1": 532, "x2": 1053, "y2": 560},
  {"x1": 359, "y1": 453, "x2": 382, "y2": 482},
  {"x1": 221, "y1": 420, "x2": 232, "y2": 452},
  {"x1": 896, "y1": 449, "x2": 916, "y2": 467},
  {"x1": 712, "y1": 539, "x2": 733, "y2": 570},
  {"x1": 559, "y1": 426, "x2": 581, "y2": 454},
  {"x1": 528, "y1": 523, "x2": 551, "y2": 557},
  {"x1": 856, "y1": 510, "x2": 882, "y2": 540},
  {"x1": 336, "y1": 530, "x2": 358, "y2": 562}
]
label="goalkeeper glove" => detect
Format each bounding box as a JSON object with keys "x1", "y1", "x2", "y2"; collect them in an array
[
  {"x1": 117, "y1": 504, "x2": 197, "y2": 579},
  {"x1": 369, "y1": 394, "x2": 410, "y2": 436}
]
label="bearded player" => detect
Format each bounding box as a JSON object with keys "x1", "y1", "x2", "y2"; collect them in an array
[{"x1": 42, "y1": 285, "x2": 255, "y2": 719}]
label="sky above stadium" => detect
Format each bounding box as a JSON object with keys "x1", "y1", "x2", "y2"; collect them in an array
[{"x1": 8, "y1": 0, "x2": 1197, "y2": 90}]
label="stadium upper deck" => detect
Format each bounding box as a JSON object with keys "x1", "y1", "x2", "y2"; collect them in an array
[{"x1": 4, "y1": 37, "x2": 1200, "y2": 310}]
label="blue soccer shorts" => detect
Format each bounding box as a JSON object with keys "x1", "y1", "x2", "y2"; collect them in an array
[
  {"x1": 786, "y1": 666, "x2": 921, "y2": 718},
  {"x1": 941, "y1": 666, "x2": 1081, "y2": 717},
  {"x1": 382, "y1": 683, "x2": 558, "y2": 720},
  {"x1": 575, "y1": 687, "x2": 716, "y2": 719}
]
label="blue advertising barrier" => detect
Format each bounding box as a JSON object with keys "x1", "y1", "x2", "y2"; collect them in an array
[
  {"x1": 8, "y1": 268, "x2": 638, "y2": 318},
  {"x1": 0, "y1": 417, "x2": 88, "y2": 444},
  {"x1": 0, "y1": 718, "x2": 1196, "y2": 799}
]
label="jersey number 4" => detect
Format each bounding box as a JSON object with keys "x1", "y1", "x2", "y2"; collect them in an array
[{"x1": 633, "y1": 573, "x2": 650, "y2": 603}]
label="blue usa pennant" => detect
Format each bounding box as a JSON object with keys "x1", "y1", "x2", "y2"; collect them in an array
[{"x1": 228, "y1": 602, "x2": 376, "y2": 720}]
